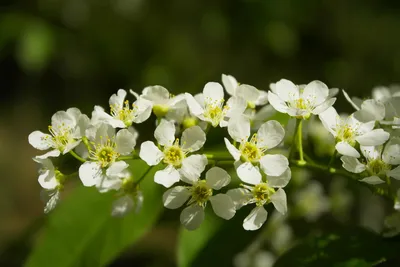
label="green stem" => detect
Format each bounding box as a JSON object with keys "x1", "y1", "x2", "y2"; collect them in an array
[
  {"x1": 69, "y1": 150, "x2": 86, "y2": 163},
  {"x1": 82, "y1": 136, "x2": 92, "y2": 152},
  {"x1": 290, "y1": 159, "x2": 391, "y2": 200},
  {"x1": 328, "y1": 150, "x2": 338, "y2": 167},
  {"x1": 134, "y1": 166, "x2": 154, "y2": 185},
  {"x1": 205, "y1": 153, "x2": 233, "y2": 161},
  {"x1": 118, "y1": 154, "x2": 140, "y2": 161},
  {"x1": 297, "y1": 119, "x2": 304, "y2": 162}
]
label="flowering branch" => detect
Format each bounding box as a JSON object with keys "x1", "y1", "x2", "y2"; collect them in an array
[{"x1": 28, "y1": 74, "x2": 400, "y2": 232}]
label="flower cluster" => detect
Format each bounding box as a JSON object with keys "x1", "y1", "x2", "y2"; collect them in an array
[{"x1": 29, "y1": 74, "x2": 400, "y2": 231}]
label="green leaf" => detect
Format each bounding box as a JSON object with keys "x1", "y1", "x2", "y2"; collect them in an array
[
  {"x1": 25, "y1": 161, "x2": 163, "y2": 267},
  {"x1": 177, "y1": 207, "x2": 259, "y2": 267},
  {"x1": 274, "y1": 226, "x2": 400, "y2": 267}
]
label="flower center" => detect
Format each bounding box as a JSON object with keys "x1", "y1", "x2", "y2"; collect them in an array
[
  {"x1": 337, "y1": 125, "x2": 355, "y2": 145},
  {"x1": 92, "y1": 138, "x2": 119, "y2": 168},
  {"x1": 204, "y1": 99, "x2": 226, "y2": 127},
  {"x1": 153, "y1": 104, "x2": 169, "y2": 117},
  {"x1": 252, "y1": 183, "x2": 275, "y2": 206},
  {"x1": 239, "y1": 134, "x2": 263, "y2": 162},
  {"x1": 48, "y1": 124, "x2": 74, "y2": 151},
  {"x1": 295, "y1": 98, "x2": 308, "y2": 110},
  {"x1": 110, "y1": 100, "x2": 135, "y2": 127},
  {"x1": 163, "y1": 145, "x2": 184, "y2": 167},
  {"x1": 190, "y1": 180, "x2": 213, "y2": 207},
  {"x1": 367, "y1": 159, "x2": 390, "y2": 176}
]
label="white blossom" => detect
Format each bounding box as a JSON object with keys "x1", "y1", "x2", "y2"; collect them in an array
[
  {"x1": 341, "y1": 138, "x2": 400, "y2": 185},
  {"x1": 78, "y1": 123, "x2": 137, "y2": 192},
  {"x1": 222, "y1": 74, "x2": 269, "y2": 108},
  {"x1": 319, "y1": 107, "x2": 390, "y2": 157},
  {"x1": 139, "y1": 120, "x2": 207, "y2": 187},
  {"x1": 185, "y1": 82, "x2": 247, "y2": 127},
  {"x1": 29, "y1": 108, "x2": 90, "y2": 158},
  {"x1": 268, "y1": 79, "x2": 336, "y2": 119},
  {"x1": 92, "y1": 89, "x2": 152, "y2": 128},
  {"x1": 227, "y1": 167, "x2": 291, "y2": 231},
  {"x1": 130, "y1": 85, "x2": 186, "y2": 118},
  {"x1": 224, "y1": 115, "x2": 288, "y2": 184},
  {"x1": 163, "y1": 167, "x2": 235, "y2": 230}
]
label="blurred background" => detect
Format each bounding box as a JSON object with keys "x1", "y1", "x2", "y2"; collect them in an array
[{"x1": 1, "y1": 0, "x2": 400, "y2": 266}]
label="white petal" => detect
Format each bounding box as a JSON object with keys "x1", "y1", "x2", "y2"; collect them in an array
[
  {"x1": 181, "y1": 126, "x2": 206, "y2": 152},
  {"x1": 388, "y1": 165, "x2": 400, "y2": 180},
  {"x1": 342, "y1": 90, "x2": 360, "y2": 110},
  {"x1": 328, "y1": 88, "x2": 339, "y2": 98},
  {"x1": 96, "y1": 173, "x2": 122, "y2": 193},
  {"x1": 36, "y1": 149, "x2": 61, "y2": 159},
  {"x1": 180, "y1": 155, "x2": 208, "y2": 183},
  {"x1": 383, "y1": 138, "x2": 400, "y2": 165},
  {"x1": 111, "y1": 195, "x2": 134, "y2": 217},
  {"x1": 106, "y1": 161, "x2": 129, "y2": 177},
  {"x1": 185, "y1": 93, "x2": 204, "y2": 116},
  {"x1": 340, "y1": 156, "x2": 366, "y2": 173},
  {"x1": 154, "y1": 119, "x2": 175, "y2": 146},
  {"x1": 42, "y1": 190, "x2": 60, "y2": 214},
  {"x1": 243, "y1": 206, "x2": 268, "y2": 231},
  {"x1": 224, "y1": 96, "x2": 247, "y2": 118},
  {"x1": 267, "y1": 168, "x2": 291, "y2": 188},
  {"x1": 227, "y1": 188, "x2": 252, "y2": 209},
  {"x1": 163, "y1": 186, "x2": 191, "y2": 209},
  {"x1": 203, "y1": 82, "x2": 224, "y2": 103},
  {"x1": 259, "y1": 154, "x2": 289, "y2": 177},
  {"x1": 51, "y1": 110, "x2": 74, "y2": 128},
  {"x1": 318, "y1": 107, "x2": 340, "y2": 136},
  {"x1": 91, "y1": 106, "x2": 125, "y2": 128},
  {"x1": 237, "y1": 162, "x2": 262, "y2": 185},
  {"x1": 302, "y1": 80, "x2": 329, "y2": 106},
  {"x1": 205, "y1": 167, "x2": 231, "y2": 190},
  {"x1": 63, "y1": 140, "x2": 80, "y2": 154},
  {"x1": 94, "y1": 123, "x2": 115, "y2": 145},
  {"x1": 360, "y1": 146, "x2": 382, "y2": 161},
  {"x1": 79, "y1": 162, "x2": 101, "y2": 187},
  {"x1": 356, "y1": 121, "x2": 375, "y2": 134},
  {"x1": 360, "y1": 176, "x2": 385, "y2": 185},
  {"x1": 139, "y1": 141, "x2": 163, "y2": 166},
  {"x1": 224, "y1": 138, "x2": 241, "y2": 161},
  {"x1": 356, "y1": 129, "x2": 390, "y2": 146},
  {"x1": 154, "y1": 165, "x2": 180, "y2": 187},
  {"x1": 180, "y1": 204, "x2": 205, "y2": 230},
  {"x1": 210, "y1": 194, "x2": 236, "y2": 220},
  {"x1": 115, "y1": 129, "x2": 136, "y2": 155},
  {"x1": 256, "y1": 120, "x2": 285, "y2": 149},
  {"x1": 222, "y1": 74, "x2": 238, "y2": 95},
  {"x1": 29, "y1": 131, "x2": 52, "y2": 150},
  {"x1": 359, "y1": 99, "x2": 385, "y2": 121},
  {"x1": 267, "y1": 91, "x2": 289, "y2": 114},
  {"x1": 312, "y1": 98, "x2": 336, "y2": 115},
  {"x1": 142, "y1": 85, "x2": 169, "y2": 103},
  {"x1": 270, "y1": 188, "x2": 287, "y2": 214},
  {"x1": 255, "y1": 90, "x2": 269, "y2": 105},
  {"x1": 228, "y1": 115, "x2": 250, "y2": 142},
  {"x1": 336, "y1": 142, "x2": 360, "y2": 158},
  {"x1": 35, "y1": 158, "x2": 58, "y2": 190},
  {"x1": 109, "y1": 89, "x2": 126, "y2": 109},
  {"x1": 132, "y1": 98, "x2": 153, "y2": 123},
  {"x1": 275, "y1": 79, "x2": 299, "y2": 101},
  {"x1": 236, "y1": 84, "x2": 260, "y2": 103}
]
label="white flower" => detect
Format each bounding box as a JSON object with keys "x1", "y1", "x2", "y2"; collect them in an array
[
  {"x1": 227, "y1": 167, "x2": 291, "y2": 231},
  {"x1": 130, "y1": 85, "x2": 186, "y2": 118},
  {"x1": 139, "y1": 120, "x2": 207, "y2": 187},
  {"x1": 244, "y1": 105, "x2": 277, "y2": 131},
  {"x1": 185, "y1": 82, "x2": 247, "y2": 127},
  {"x1": 319, "y1": 107, "x2": 390, "y2": 157},
  {"x1": 92, "y1": 89, "x2": 152, "y2": 128},
  {"x1": 33, "y1": 157, "x2": 62, "y2": 213},
  {"x1": 163, "y1": 167, "x2": 235, "y2": 230},
  {"x1": 222, "y1": 74, "x2": 269, "y2": 108},
  {"x1": 110, "y1": 171, "x2": 144, "y2": 217},
  {"x1": 29, "y1": 108, "x2": 90, "y2": 158},
  {"x1": 341, "y1": 138, "x2": 400, "y2": 185},
  {"x1": 268, "y1": 79, "x2": 336, "y2": 119},
  {"x1": 78, "y1": 123, "x2": 137, "y2": 192},
  {"x1": 224, "y1": 115, "x2": 288, "y2": 184}
]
